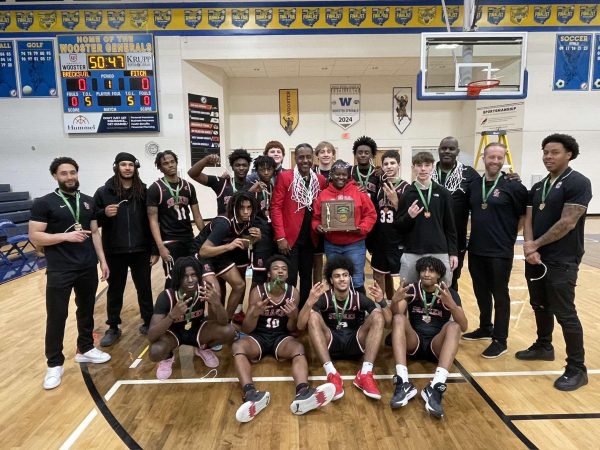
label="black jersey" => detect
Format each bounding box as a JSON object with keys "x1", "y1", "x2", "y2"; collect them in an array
[
  {"x1": 529, "y1": 168, "x2": 592, "y2": 264},
  {"x1": 206, "y1": 175, "x2": 246, "y2": 215},
  {"x1": 312, "y1": 290, "x2": 376, "y2": 331},
  {"x1": 405, "y1": 282, "x2": 461, "y2": 340},
  {"x1": 351, "y1": 165, "x2": 379, "y2": 205},
  {"x1": 30, "y1": 189, "x2": 98, "y2": 272},
  {"x1": 154, "y1": 287, "x2": 206, "y2": 332},
  {"x1": 254, "y1": 283, "x2": 296, "y2": 334},
  {"x1": 243, "y1": 181, "x2": 273, "y2": 222},
  {"x1": 147, "y1": 178, "x2": 197, "y2": 241},
  {"x1": 314, "y1": 167, "x2": 331, "y2": 180},
  {"x1": 374, "y1": 179, "x2": 410, "y2": 246}
]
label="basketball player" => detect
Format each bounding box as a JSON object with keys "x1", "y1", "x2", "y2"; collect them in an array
[
  {"x1": 518, "y1": 134, "x2": 592, "y2": 391},
  {"x1": 30, "y1": 157, "x2": 111, "y2": 390},
  {"x1": 350, "y1": 135, "x2": 380, "y2": 204},
  {"x1": 371, "y1": 150, "x2": 410, "y2": 299},
  {"x1": 188, "y1": 149, "x2": 252, "y2": 215},
  {"x1": 247, "y1": 140, "x2": 286, "y2": 183},
  {"x1": 396, "y1": 151, "x2": 457, "y2": 286},
  {"x1": 463, "y1": 143, "x2": 527, "y2": 358},
  {"x1": 271, "y1": 143, "x2": 326, "y2": 306},
  {"x1": 297, "y1": 256, "x2": 390, "y2": 401},
  {"x1": 147, "y1": 150, "x2": 204, "y2": 289},
  {"x1": 94, "y1": 152, "x2": 158, "y2": 346},
  {"x1": 232, "y1": 256, "x2": 336, "y2": 422},
  {"x1": 148, "y1": 257, "x2": 236, "y2": 379},
  {"x1": 389, "y1": 257, "x2": 467, "y2": 418}
]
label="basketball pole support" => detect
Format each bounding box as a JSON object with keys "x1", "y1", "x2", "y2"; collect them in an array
[{"x1": 474, "y1": 130, "x2": 514, "y2": 173}]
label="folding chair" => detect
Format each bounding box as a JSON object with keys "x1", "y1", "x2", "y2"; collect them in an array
[{"x1": 0, "y1": 220, "x2": 32, "y2": 264}]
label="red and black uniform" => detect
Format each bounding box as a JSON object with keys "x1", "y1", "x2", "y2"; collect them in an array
[
  {"x1": 154, "y1": 287, "x2": 207, "y2": 348},
  {"x1": 351, "y1": 165, "x2": 380, "y2": 253},
  {"x1": 312, "y1": 290, "x2": 377, "y2": 360},
  {"x1": 196, "y1": 216, "x2": 250, "y2": 277},
  {"x1": 247, "y1": 283, "x2": 296, "y2": 360},
  {"x1": 205, "y1": 175, "x2": 246, "y2": 215},
  {"x1": 243, "y1": 181, "x2": 275, "y2": 284}
]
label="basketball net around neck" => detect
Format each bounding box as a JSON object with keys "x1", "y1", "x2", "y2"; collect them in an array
[
  {"x1": 290, "y1": 167, "x2": 320, "y2": 212},
  {"x1": 431, "y1": 161, "x2": 464, "y2": 193}
]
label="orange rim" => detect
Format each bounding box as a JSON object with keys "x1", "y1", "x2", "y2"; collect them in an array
[{"x1": 466, "y1": 79, "x2": 500, "y2": 96}]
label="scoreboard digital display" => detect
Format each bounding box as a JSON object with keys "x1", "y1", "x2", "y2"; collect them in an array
[{"x1": 57, "y1": 34, "x2": 159, "y2": 134}]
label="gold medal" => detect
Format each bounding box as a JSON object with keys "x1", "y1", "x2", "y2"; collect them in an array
[
  {"x1": 481, "y1": 203, "x2": 488, "y2": 210},
  {"x1": 74, "y1": 223, "x2": 82, "y2": 231},
  {"x1": 422, "y1": 315, "x2": 431, "y2": 324},
  {"x1": 184, "y1": 321, "x2": 192, "y2": 330},
  {"x1": 424, "y1": 211, "x2": 431, "y2": 219},
  {"x1": 539, "y1": 203, "x2": 545, "y2": 210}
]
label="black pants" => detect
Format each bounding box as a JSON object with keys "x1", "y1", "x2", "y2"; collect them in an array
[
  {"x1": 468, "y1": 254, "x2": 513, "y2": 343},
  {"x1": 105, "y1": 251, "x2": 154, "y2": 328},
  {"x1": 525, "y1": 261, "x2": 585, "y2": 371},
  {"x1": 451, "y1": 249, "x2": 466, "y2": 291},
  {"x1": 45, "y1": 267, "x2": 98, "y2": 367},
  {"x1": 286, "y1": 231, "x2": 314, "y2": 308},
  {"x1": 163, "y1": 238, "x2": 196, "y2": 289}
]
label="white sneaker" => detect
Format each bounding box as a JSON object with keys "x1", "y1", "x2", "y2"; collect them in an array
[
  {"x1": 74, "y1": 347, "x2": 111, "y2": 364},
  {"x1": 43, "y1": 366, "x2": 64, "y2": 390}
]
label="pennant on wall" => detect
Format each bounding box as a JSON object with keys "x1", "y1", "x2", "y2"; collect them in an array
[
  {"x1": 279, "y1": 88, "x2": 299, "y2": 135},
  {"x1": 393, "y1": 87, "x2": 412, "y2": 134},
  {"x1": 331, "y1": 84, "x2": 360, "y2": 129}
]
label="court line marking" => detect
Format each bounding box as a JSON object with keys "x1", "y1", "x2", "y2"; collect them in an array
[
  {"x1": 60, "y1": 409, "x2": 98, "y2": 450},
  {"x1": 129, "y1": 345, "x2": 149, "y2": 369}
]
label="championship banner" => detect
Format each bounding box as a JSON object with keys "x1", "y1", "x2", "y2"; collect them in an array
[
  {"x1": 0, "y1": 40, "x2": 17, "y2": 97},
  {"x1": 392, "y1": 87, "x2": 412, "y2": 134},
  {"x1": 1, "y1": 5, "x2": 599, "y2": 36},
  {"x1": 279, "y1": 88, "x2": 298, "y2": 136},
  {"x1": 189, "y1": 93, "x2": 220, "y2": 165},
  {"x1": 592, "y1": 34, "x2": 600, "y2": 90},
  {"x1": 553, "y1": 33, "x2": 592, "y2": 91},
  {"x1": 16, "y1": 39, "x2": 57, "y2": 97},
  {"x1": 331, "y1": 84, "x2": 360, "y2": 130}
]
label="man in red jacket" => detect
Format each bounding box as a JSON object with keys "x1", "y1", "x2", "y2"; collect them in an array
[
  {"x1": 271, "y1": 143, "x2": 326, "y2": 306},
  {"x1": 312, "y1": 160, "x2": 377, "y2": 293}
]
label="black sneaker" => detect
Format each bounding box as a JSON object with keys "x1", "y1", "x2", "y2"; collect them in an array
[
  {"x1": 421, "y1": 382, "x2": 446, "y2": 418},
  {"x1": 515, "y1": 342, "x2": 555, "y2": 361},
  {"x1": 554, "y1": 367, "x2": 588, "y2": 391},
  {"x1": 462, "y1": 328, "x2": 493, "y2": 341},
  {"x1": 139, "y1": 324, "x2": 149, "y2": 335},
  {"x1": 235, "y1": 389, "x2": 271, "y2": 423},
  {"x1": 290, "y1": 383, "x2": 336, "y2": 415},
  {"x1": 390, "y1": 375, "x2": 417, "y2": 409},
  {"x1": 100, "y1": 328, "x2": 121, "y2": 347},
  {"x1": 482, "y1": 340, "x2": 508, "y2": 359}
]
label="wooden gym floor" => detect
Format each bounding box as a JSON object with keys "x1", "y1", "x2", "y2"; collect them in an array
[{"x1": 1, "y1": 219, "x2": 599, "y2": 449}]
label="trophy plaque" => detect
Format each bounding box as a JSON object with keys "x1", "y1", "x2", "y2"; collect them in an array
[{"x1": 322, "y1": 200, "x2": 357, "y2": 232}]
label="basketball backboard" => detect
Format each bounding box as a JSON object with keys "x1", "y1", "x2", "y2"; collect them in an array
[{"x1": 418, "y1": 32, "x2": 528, "y2": 100}]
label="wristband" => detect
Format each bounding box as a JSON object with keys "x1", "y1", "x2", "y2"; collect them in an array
[{"x1": 378, "y1": 299, "x2": 388, "y2": 309}]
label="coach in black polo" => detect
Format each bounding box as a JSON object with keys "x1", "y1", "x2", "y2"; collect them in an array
[
  {"x1": 518, "y1": 134, "x2": 592, "y2": 391},
  {"x1": 29, "y1": 157, "x2": 111, "y2": 391},
  {"x1": 463, "y1": 143, "x2": 527, "y2": 359}
]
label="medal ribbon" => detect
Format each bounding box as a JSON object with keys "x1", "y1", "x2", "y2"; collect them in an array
[
  {"x1": 541, "y1": 175, "x2": 559, "y2": 204},
  {"x1": 419, "y1": 281, "x2": 439, "y2": 318},
  {"x1": 414, "y1": 182, "x2": 432, "y2": 213},
  {"x1": 355, "y1": 165, "x2": 373, "y2": 189},
  {"x1": 332, "y1": 293, "x2": 350, "y2": 327},
  {"x1": 437, "y1": 164, "x2": 456, "y2": 187},
  {"x1": 176, "y1": 288, "x2": 199, "y2": 323},
  {"x1": 481, "y1": 173, "x2": 501, "y2": 205},
  {"x1": 162, "y1": 178, "x2": 181, "y2": 206},
  {"x1": 57, "y1": 190, "x2": 80, "y2": 226}
]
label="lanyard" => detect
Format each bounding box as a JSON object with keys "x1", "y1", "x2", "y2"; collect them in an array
[
  {"x1": 57, "y1": 190, "x2": 80, "y2": 225},
  {"x1": 414, "y1": 182, "x2": 432, "y2": 213},
  {"x1": 481, "y1": 173, "x2": 501, "y2": 207},
  {"x1": 437, "y1": 164, "x2": 456, "y2": 186},
  {"x1": 177, "y1": 288, "x2": 200, "y2": 324},
  {"x1": 162, "y1": 178, "x2": 181, "y2": 204},
  {"x1": 541, "y1": 174, "x2": 561, "y2": 204},
  {"x1": 355, "y1": 165, "x2": 373, "y2": 188},
  {"x1": 332, "y1": 293, "x2": 350, "y2": 326},
  {"x1": 419, "y1": 281, "x2": 439, "y2": 317}
]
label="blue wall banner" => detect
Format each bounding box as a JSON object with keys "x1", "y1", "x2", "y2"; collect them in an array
[
  {"x1": 553, "y1": 33, "x2": 593, "y2": 91},
  {"x1": 16, "y1": 39, "x2": 57, "y2": 97},
  {"x1": 592, "y1": 33, "x2": 600, "y2": 90},
  {"x1": 0, "y1": 39, "x2": 18, "y2": 97}
]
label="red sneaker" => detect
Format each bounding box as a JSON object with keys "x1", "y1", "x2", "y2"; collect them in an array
[
  {"x1": 327, "y1": 372, "x2": 344, "y2": 401},
  {"x1": 232, "y1": 311, "x2": 246, "y2": 325},
  {"x1": 353, "y1": 371, "x2": 381, "y2": 400}
]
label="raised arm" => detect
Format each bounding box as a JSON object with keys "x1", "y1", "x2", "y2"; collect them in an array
[{"x1": 187, "y1": 154, "x2": 220, "y2": 186}]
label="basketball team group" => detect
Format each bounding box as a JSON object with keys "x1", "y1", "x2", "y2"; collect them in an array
[{"x1": 30, "y1": 132, "x2": 592, "y2": 421}]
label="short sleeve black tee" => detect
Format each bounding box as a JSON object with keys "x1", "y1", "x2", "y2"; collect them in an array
[
  {"x1": 30, "y1": 190, "x2": 98, "y2": 272},
  {"x1": 154, "y1": 288, "x2": 206, "y2": 333},
  {"x1": 312, "y1": 290, "x2": 376, "y2": 331},
  {"x1": 147, "y1": 178, "x2": 197, "y2": 241},
  {"x1": 468, "y1": 176, "x2": 528, "y2": 258},
  {"x1": 529, "y1": 168, "x2": 592, "y2": 264},
  {"x1": 406, "y1": 282, "x2": 462, "y2": 340},
  {"x1": 206, "y1": 216, "x2": 235, "y2": 246}
]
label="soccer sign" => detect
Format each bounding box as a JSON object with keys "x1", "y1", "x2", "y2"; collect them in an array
[{"x1": 331, "y1": 84, "x2": 360, "y2": 129}]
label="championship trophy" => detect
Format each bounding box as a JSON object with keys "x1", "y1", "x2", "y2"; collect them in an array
[{"x1": 322, "y1": 200, "x2": 357, "y2": 232}]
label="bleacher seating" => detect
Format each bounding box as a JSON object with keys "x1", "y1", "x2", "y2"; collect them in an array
[{"x1": 0, "y1": 184, "x2": 34, "y2": 264}]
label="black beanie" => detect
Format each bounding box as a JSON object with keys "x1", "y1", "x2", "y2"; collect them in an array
[{"x1": 114, "y1": 152, "x2": 138, "y2": 166}]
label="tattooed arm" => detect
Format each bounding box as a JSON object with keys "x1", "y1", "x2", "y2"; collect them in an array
[{"x1": 525, "y1": 204, "x2": 587, "y2": 255}]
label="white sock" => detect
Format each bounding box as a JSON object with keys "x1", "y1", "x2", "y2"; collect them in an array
[
  {"x1": 234, "y1": 304, "x2": 243, "y2": 314},
  {"x1": 323, "y1": 361, "x2": 337, "y2": 375},
  {"x1": 395, "y1": 364, "x2": 409, "y2": 383},
  {"x1": 431, "y1": 367, "x2": 449, "y2": 386},
  {"x1": 361, "y1": 361, "x2": 374, "y2": 375}
]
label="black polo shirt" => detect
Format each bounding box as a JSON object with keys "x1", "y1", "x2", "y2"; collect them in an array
[
  {"x1": 468, "y1": 176, "x2": 528, "y2": 258},
  {"x1": 529, "y1": 168, "x2": 592, "y2": 264},
  {"x1": 30, "y1": 189, "x2": 98, "y2": 272}
]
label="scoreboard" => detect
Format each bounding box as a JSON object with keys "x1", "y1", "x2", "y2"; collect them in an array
[{"x1": 57, "y1": 33, "x2": 159, "y2": 133}]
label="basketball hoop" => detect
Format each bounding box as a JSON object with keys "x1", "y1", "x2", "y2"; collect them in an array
[{"x1": 466, "y1": 79, "x2": 500, "y2": 97}]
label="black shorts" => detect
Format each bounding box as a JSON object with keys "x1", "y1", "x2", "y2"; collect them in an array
[
  {"x1": 371, "y1": 244, "x2": 402, "y2": 275},
  {"x1": 408, "y1": 333, "x2": 439, "y2": 363},
  {"x1": 328, "y1": 327, "x2": 364, "y2": 361},
  {"x1": 200, "y1": 249, "x2": 249, "y2": 277},
  {"x1": 247, "y1": 330, "x2": 292, "y2": 361},
  {"x1": 167, "y1": 320, "x2": 207, "y2": 348}
]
